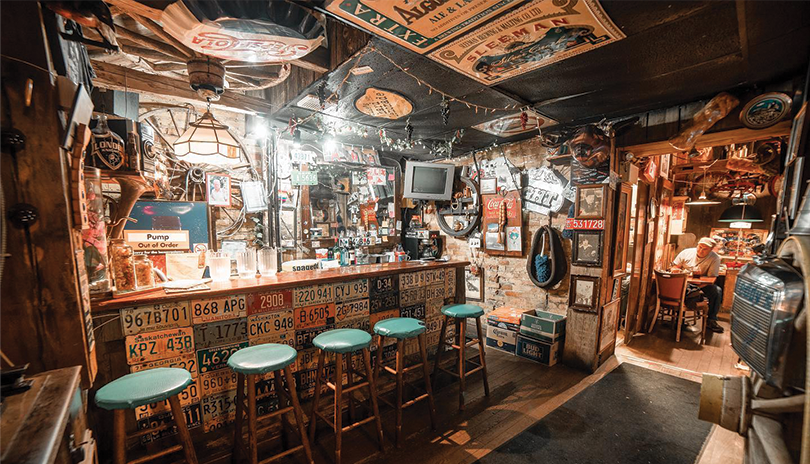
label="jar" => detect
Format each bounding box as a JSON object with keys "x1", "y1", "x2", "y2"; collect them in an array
[
  {"x1": 110, "y1": 239, "x2": 136, "y2": 292},
  {"x1": 82, "y1": 168, "x2": 110, "y2": 293},
  {"x1": 134, "y1": 254, "x2": 155, "y2": 289}
]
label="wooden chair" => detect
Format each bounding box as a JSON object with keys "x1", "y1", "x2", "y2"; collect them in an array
[{"x1": 648, "y1": 270, "x2": 708, "y2": 344}]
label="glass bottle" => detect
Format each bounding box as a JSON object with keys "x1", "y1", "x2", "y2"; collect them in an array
[
  {"x1": 110, "y1": 239, "x2": 137, "y2": 292},
  {"x1": 134, "y1": 254, "x2": 155, "y2": 289},
  {"x1": 82, "y1": 168, "x2": 110, "y2": 293}
]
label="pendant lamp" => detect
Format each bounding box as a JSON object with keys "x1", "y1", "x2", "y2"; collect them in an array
[
  {"x1": 685, "y1": 166, "x2": 721, "y2": 206},
  {"x1": 174, "y1": 101, "x2": 241, "y2": 165},
  {"x1": 718, "y1": 204, "x2": 764, "y2": 223}
]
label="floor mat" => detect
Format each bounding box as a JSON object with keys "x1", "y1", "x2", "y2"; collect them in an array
[{"x1": 476, "y1": 363, "x2": 712, "y2": 464}]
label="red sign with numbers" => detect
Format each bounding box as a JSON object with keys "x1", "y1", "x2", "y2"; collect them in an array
[{"x1": 565, "y1": 218, "x2": 605, "y2": 230}]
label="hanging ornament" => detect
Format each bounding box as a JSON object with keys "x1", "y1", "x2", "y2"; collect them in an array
[
  {"x1": 405, "y1": 118, "x2": 413, "y2": 143},
  {"x1": 520, "y1": 110, "x2": 529, "y2": 130},
  {"x1": 317, "y1": 81, "x2": 327, "y2": 110},
  {"x1": 441, "y1": 96, "x2": 450, "y2": 125}
]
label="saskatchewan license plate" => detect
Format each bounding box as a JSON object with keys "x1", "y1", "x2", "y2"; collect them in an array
[
  {"x1": 196, "y1": 342, "x2": 248, "y2": 374},
  {"x1": 333, "y1": 279, "x2": 369, "y2": 302},
  {"x1": 190, "y1": 295, "x2": 246, "y2": 324},
  {"x1": 335, "y1": 299, "x2": 370, "y2": 323},
  {"x1": 370, "y1": 275, "x2": 398, "y2": 295},
  {"x1": 193, "y1": 318, "x2": 247, "y2": 350},
  {"x1": 130, "y1": 353, "x2": 199, "y2": 378},
  {"x1": 199, "y1": 369, "x2": 239, "y2": 397},
  {"x1": 134, "y1": 379, "x2": 200, "y2": 419},
  {"x1": 126, "y1": 327, "x2": 194, "y2": 365},
  {"x1": 293, "y1": 284, "x2": 334, "y2": 308},
  {"x1": 294, "y1": 303, "x2": 335, "y2": 330},
  {"x1": 246, "y1": 289, "x2": 292, "y2": 316},
  {"x1": 121, "y1": 301, "x2": 191, "y2": 336},
  {"x1": 399, "y1": 271, "x2": 425, "y2": 290},
  {"x1": 247, "y1": 310, "x2": 294, "y2": 340},
  {"x1": 201, "y1": 389, "x2": 237, "y2": 433}
]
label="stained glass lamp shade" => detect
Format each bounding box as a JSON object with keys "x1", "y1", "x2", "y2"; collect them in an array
[{"x1": 173, "y1": 111, "x2": 241, "y2": 165}]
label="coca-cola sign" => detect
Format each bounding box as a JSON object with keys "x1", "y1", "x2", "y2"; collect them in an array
[{"x1": 483, "y1": 192, "x2": 520, "y2": 219}]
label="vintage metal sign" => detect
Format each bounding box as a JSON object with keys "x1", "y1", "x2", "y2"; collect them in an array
[
  {"x1": 121, "y1": 301, "x2": 191, "y2": 336},
  {"x1": 333, "y1": 279, "x2": 369, "y2": 302},
  {"x1": 293, "y1": 284, "x2": 334, "y2": 308},
  {"x1": 193, "y1": 318, "x2": 248, "y2": 350},
  {"x1": 247, "y1": 289, "x2": 293, "y2": 315},
  {"x1": 400, "y1": 287, "x2": 426, "y2": 307},
  {"x1": 197, "y1": 342, "x2": 248, "y2": 374},
  {"x1": 325, "y1": 0, "x2": 520, "y2": 54},
  {"x1": 190, "y1": 295, "x2": 246, "y2": 324},
  {"x1": 335, "y1": 299, "x2": 370, "y2": 322},
  {"x1": 399, "y1": 271, "x2": 425, "y2": 290},
  {"x1": 472, "y1": 110, "x2": 558, "y2": 136},
  {"x1": 524, "y1": 166, "x2": 568, "y2": 215},
  {"x1": 125, "y1": 327, "x2": 194, "y2": 365},
  {"x1": 370, "y1": 292, "x2": 399, "y2": 314},
  {"x1": 429, "y1": 0, "x2": 624, "y2": 84},
  {"x1": 371, "y1": 275, "x2": 398, "y2": 295},
  {"x1": 131, "y1": 353, "x2": 199, "y2": 378},
  {"x1": 565, "y1": 218, "x2": 605, "y2": 230},
  {"x1": 354, "y1": 88, "x2": 413, "y2": 120},
  {"x1": 247, "y1": 311, "x2": 294, "y2": 340}
]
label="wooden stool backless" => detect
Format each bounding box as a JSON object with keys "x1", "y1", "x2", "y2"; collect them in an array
[
  {"x1": 94, "y1": 368, "x2": 198, "y2": 464},
  {"x1": 308, "y1": 328, "x2": 384, "y2": 464},
  {"x1": 373, "y1": 317, "x2": 437, "y2": 447},
  {"x1": 432, "y1": 304, "x2": 490, "y2": 411},
  {"x1": 228, "y1": 344, "x2": 313, "y2": 464}
]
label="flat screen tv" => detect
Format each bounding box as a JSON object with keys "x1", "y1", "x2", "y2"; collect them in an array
[{"x1": 403, "y1": 161, "x2": 455, "y2": 201}]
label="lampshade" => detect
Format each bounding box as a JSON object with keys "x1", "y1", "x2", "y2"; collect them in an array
[
  {"x1": 174, "y1": 111, "x2": 241, "y2": 165},
  {"x1": 685, "y1": 191, "x2": 721, "y2": 206},
  {"x1": 718, "y1": 205, "x2": 764, "y2": 223}
]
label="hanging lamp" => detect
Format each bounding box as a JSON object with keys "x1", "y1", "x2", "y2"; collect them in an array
[
  {"x1": 685, "y1": 166, "x2": 721, "y2": 206},
  {"x1": 718, "y1": 204, "x2": 764, "y2": 223},
  {"x1": 173, "y1": 100, "x2": 241, "y2": 165}
]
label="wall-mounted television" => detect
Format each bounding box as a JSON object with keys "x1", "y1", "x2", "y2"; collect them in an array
[{"x1": 403, "y1": 161, "x2": 455, "y2": 201}]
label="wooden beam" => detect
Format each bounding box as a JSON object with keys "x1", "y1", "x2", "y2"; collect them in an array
[
  {"x1": 224, "y1": 47, "x2": 329, "y2": 74},
  {"x1": 106, "y1": 0, "x2": 163, "y2": 21},
  {"x1": 115, "y1": 25, "x2": 188, "y2": 61},
  {"x1": 91, "y1": 60, "x2": 277, "y2": 115},
  {"x1": 620, "y1": 120, "x2": 792, "y2": 158},
  {"x1": 127, "y1": 13, "x2": 197, "y2": 59}
]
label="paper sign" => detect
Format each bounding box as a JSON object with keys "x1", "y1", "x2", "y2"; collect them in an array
[
  {"x1": 125, "y1": 230, "x2": 190, "y2": 252},
  {"x1": 367, "y1": 168, "x2": 387, "y2": 185}
]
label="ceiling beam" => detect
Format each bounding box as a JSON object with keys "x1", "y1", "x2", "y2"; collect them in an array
[{"x1": 91, "y1": 60, "x2": 278, "y2": 115}]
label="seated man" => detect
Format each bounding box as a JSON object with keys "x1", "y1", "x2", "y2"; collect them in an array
[{"x1": 671, "y1": 237, "x2": 724, "y2": 333}]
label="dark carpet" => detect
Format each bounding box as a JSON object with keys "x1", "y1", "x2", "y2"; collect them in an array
[{"x1": 476, "y1": 363, "x2": 712, "y2": 464}]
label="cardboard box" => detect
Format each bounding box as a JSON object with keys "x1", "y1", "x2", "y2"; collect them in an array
[
  {"x1": 487, "y1": 306, "x2": 534, "y2": 332},
  {"x1": 520, "y1": 310, "x2": 566, "y2": 344},
  {"x1": 486, "y1": 325, "x2": 517, "y2": 355},
  {"x1": 516, "y1": 335, "x2": 561, "y2": 366}
]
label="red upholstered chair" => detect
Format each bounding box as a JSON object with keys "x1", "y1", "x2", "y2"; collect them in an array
[{"x1": 648, "y1": 270, "x2": 708, "y2": 344}]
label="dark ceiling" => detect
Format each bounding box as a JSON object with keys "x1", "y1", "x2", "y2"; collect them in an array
[{"x1": 271, "y1": 0, "x2": 810, "y2": 159}]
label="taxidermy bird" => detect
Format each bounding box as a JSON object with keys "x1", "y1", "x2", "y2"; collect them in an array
[{"x1": 46, "y1": 1, "x2": 118, "y2": 50}]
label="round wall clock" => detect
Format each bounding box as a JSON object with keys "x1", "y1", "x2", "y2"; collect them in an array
[{"x1": 739, "y1": 92, "x2": 792, "y2": 129}]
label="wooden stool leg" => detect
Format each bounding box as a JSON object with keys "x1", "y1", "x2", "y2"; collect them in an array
[
  {"x1": 247, "y1": 375, "x2": 258, "y2": 464},
  {"x1": 345, "y1": 352, "x2": 357, "y2": 425},
  {"x1": 284, "y1": 366, "x2": 314, "y2": 464},
  {"x1": 373, "y1": 335, "x2": 385, "y2": 386},
  {"x1": 457, "y1": 318, "x2": 466, "y2": 411},
  {"x1": 432, "y1": 315, "x2": 449, "y2": 387},
  {"x1": 475, "y1": 316, "x2": 490, "y2": 397},
  {"x1": 362, "y1": 348, "x2": 385, "y2": 451},
  {"x1": 233, "y1": 373, "x2": 245, "y2": 461},
  {"x1": 334, "y1": 352, "x2": 344, "y2": 464},
  {"x1": 308, "y1": 350, "x2": 326, "y2": 445},
  {"x1": 272, "y1": 370, "x2": 290, "y2": 450},
  {"x1": 169, "y1": 395, "x2": 199, "y2": 464},
  {"x1": 113, "y1": 409, "x2": 126, "y2": 464},
  {"x1": 395, "y1": 338, "x2": 404, "y2": 447},
  {"x1": 418, "y1": 332, "x2": 437, "y2": 431},
  {"x1": 676, "y1": 303, "x2": 685, "y2": 343},
  {"x1": 648, "y1": 300, "x2": 661, "y2": 333}
]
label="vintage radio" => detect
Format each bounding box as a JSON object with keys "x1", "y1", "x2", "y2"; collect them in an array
[{"x1": 730, "y1": 258, "x2": 803, "y2": 389}]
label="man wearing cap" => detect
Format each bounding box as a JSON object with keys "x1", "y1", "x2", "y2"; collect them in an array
[{"x1": 671, "y1": 237, "x2": 724, "y2": 333}]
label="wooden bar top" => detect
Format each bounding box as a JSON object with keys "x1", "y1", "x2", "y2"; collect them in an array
[{"x1": 92, "y1": 260, "x2": 468, "y2": 313}]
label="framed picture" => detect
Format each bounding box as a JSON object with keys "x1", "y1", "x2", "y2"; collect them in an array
[
  {"x1": 480, "y1": 177, "x2": 498, "y2": 195},
  {"x1": 659, "y1": 153, "x2": 671, "y2": 180},
  {"x1": 787, "y1": 102, "x2": 808, "y2": 165},
  {"x1": 572, "y1": 230, "x2": 603, "y2": 267},
  {"x1": 569, "y1": 275, "x2": 600, "y2": 312},
  {"x1": 599, "y1": 299, "x2": 620, "y2": 351},
  {"x1": 206, "y1": 172, "x2": 231, "y2": 207},
  {"x1": 611, "y1": 278, "x2": 621, "y2": 301},
  {"x1": 465, "y1": 267, "x2": 483, "y2": 302},
  {"x1": 612, "y1": 184, "x2": 633, "y2": 276},
  {"x1": 575, "y1": 185, "x2": 607, "y2": 219}
]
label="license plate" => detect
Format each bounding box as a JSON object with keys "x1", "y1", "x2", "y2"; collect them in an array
[
  {"x1": 134, "y1": 379, "x2": 200, "y2": 419},
  {"x1": 399, "y1": 271, "x2": 424, "y2": 290},
  {"x1": 196, "y1": 342, "x2": 248, "y2": 374},
  {"x1": 425, "y1": 284, "x2": 446, "y2": 301},
  {"x1": 446, "y1": 268, "x2": 457, "y2": 297},
  {"x1": 247, "y1": 289, "x2": 292, "y2": 315},
  {"x1": 295, "y1": 325, "x2": 333, "y2": 350},
  {"x1": 248, "y1": 310, "x2": 294, "y2": 340},
  {"x1": 335, "y1": 316, "x2": 371, "y2": 333},
  {"x1": 191, "y1": 295, "x2": 246, "y2": 324},
  {"x1": 199, "y1": 369, "x2": 239, "y2": 397},
  {"x1": 401, "y1": 303, "x2": 425, "y2": 320},
  {"x1": 371, "y1": 275, "x2": 398, "y2": 295},
  {"x1": 193, "y1": 318, "x2": 247, "y2": 350},
  {"x1": 295, "y1": 347, "x2": 319, "y2": 372},
  {"x1": 131, "y1": 353, "x2": 199, "y2": 378},
  {"x1": 121, "y1": 302, "x2": 191, "y2": 336},
  {"x1": 333, "y1": 279, "x2": 369, "y2": 302},
  {"x1": 370, "y1": 292, "x2": 398, "y2": 313},
  {"x1": 370, "y1": 309, "x2": 398, "y2": 329},
  {"x1": 295, "y1": 366, "x2": 334, "y2": 394},
  {"x1": 126, "y1": 327, "x2": 194, "y2": 365},
  {"x1": 425, "y1": 316, "x2": 444, "y2": 334},
  {"x1": 400, "y1": 287, "x2": 426, "y2": 307},
  {"x1": 293, "y1": 284, "x2": 334, "y2": 308},
  {"x1": 137, "y1": 403, "x2": 202, "y2": 444},
  {"x1": 250, "y1": 332, "x2": 296, "y2": 351},
  {"x1": 335, "y1": 299, "x2": 369, "y2": 322},
  {"x1": 425, "y1": 298, "x2": 444, "y2": 319},
  {"x1": 201, "y1": 389, "x2": 237, "y2": 433},
  {"x1": 294, "y1": 303, "x2": 335, "y2": 330},
  {"x1": 424, "y1": 269, "x2": 445, "y2": 286}
]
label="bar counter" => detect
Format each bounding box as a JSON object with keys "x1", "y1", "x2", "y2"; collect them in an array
[{"x1": 89, "y1": 260, "x2": 468, "y2": 451}]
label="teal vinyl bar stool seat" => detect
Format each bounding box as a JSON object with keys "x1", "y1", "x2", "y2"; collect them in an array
[
  {"x1": 227, "y1": 344, "x2": 297, "y2": 375},
  {"x1": 373, "y1": 317, "x2": 426, "y2": 339},
  {"x1": 441, "y1": 304, "x2": 484, "y2": 318},
  {"x1": 313, "y1": 328, "x2": 372, "y2": 353},
  {"x1": 95, "y1": 368, "x2": 192, "y2": 410}
]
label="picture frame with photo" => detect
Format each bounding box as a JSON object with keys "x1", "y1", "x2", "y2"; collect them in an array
[
  {"x1": 575, "y1": 185, "x2": 607, "y2": 219},
  {"x1": 465, "y1": 267, "x2": 483, "y2": 302},
  {"x1": 569, "y1": 275, "x2": 600, "y2": 312},
  {"x1": 480, "y1": 177, "x2": 498, "y2": 195},
  {"x1": 572, "y1": 230, "x2": 603, "y2": 267},
  {"x1": 206, "y1": 172, "x2": 232, "y2": 207},
  {"x1": 599, "y1": 299, "x2": 620, "y2": 351}
]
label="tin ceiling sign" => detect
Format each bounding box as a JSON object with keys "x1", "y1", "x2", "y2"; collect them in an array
[
  {"x1": 325, "y1": 0, "x2": 521, "y2": 54},
  {"x1": 355, "y1": 88, "x2": 414, "y2": 120},
  {"x1": 429, "y1": 0, "x2": 624, "y2": 85},
  {"x1": 472, "y1": 110, "x2": 558, "y2": 137}
]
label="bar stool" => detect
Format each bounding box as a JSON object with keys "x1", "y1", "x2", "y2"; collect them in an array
[
  {"x1": 432, "y1": 304, "x2": 490, "y2": 411},
  {"x1": 373, "y1": 317, "x2": 437, "y2": 447},
  {"x1": 308, "y1": 328, "x2": 384, "y2": 464},
  {"x1": 228, "y1": 344, "x2": 313, "y2": 464},
  {"x1": 94, "y1": 368, "x2": 198, "y2": 464}
]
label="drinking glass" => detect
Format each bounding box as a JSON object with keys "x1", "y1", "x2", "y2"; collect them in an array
[
  {"x1": 258, "y1": 248, "x2": 277, "y2": 276},
  {"x1": 208, "y1": 252, "x2": 231, "y2": 282},
  {"x1": 236, "y1": 249, "x2": 257, "y2": 278}
]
